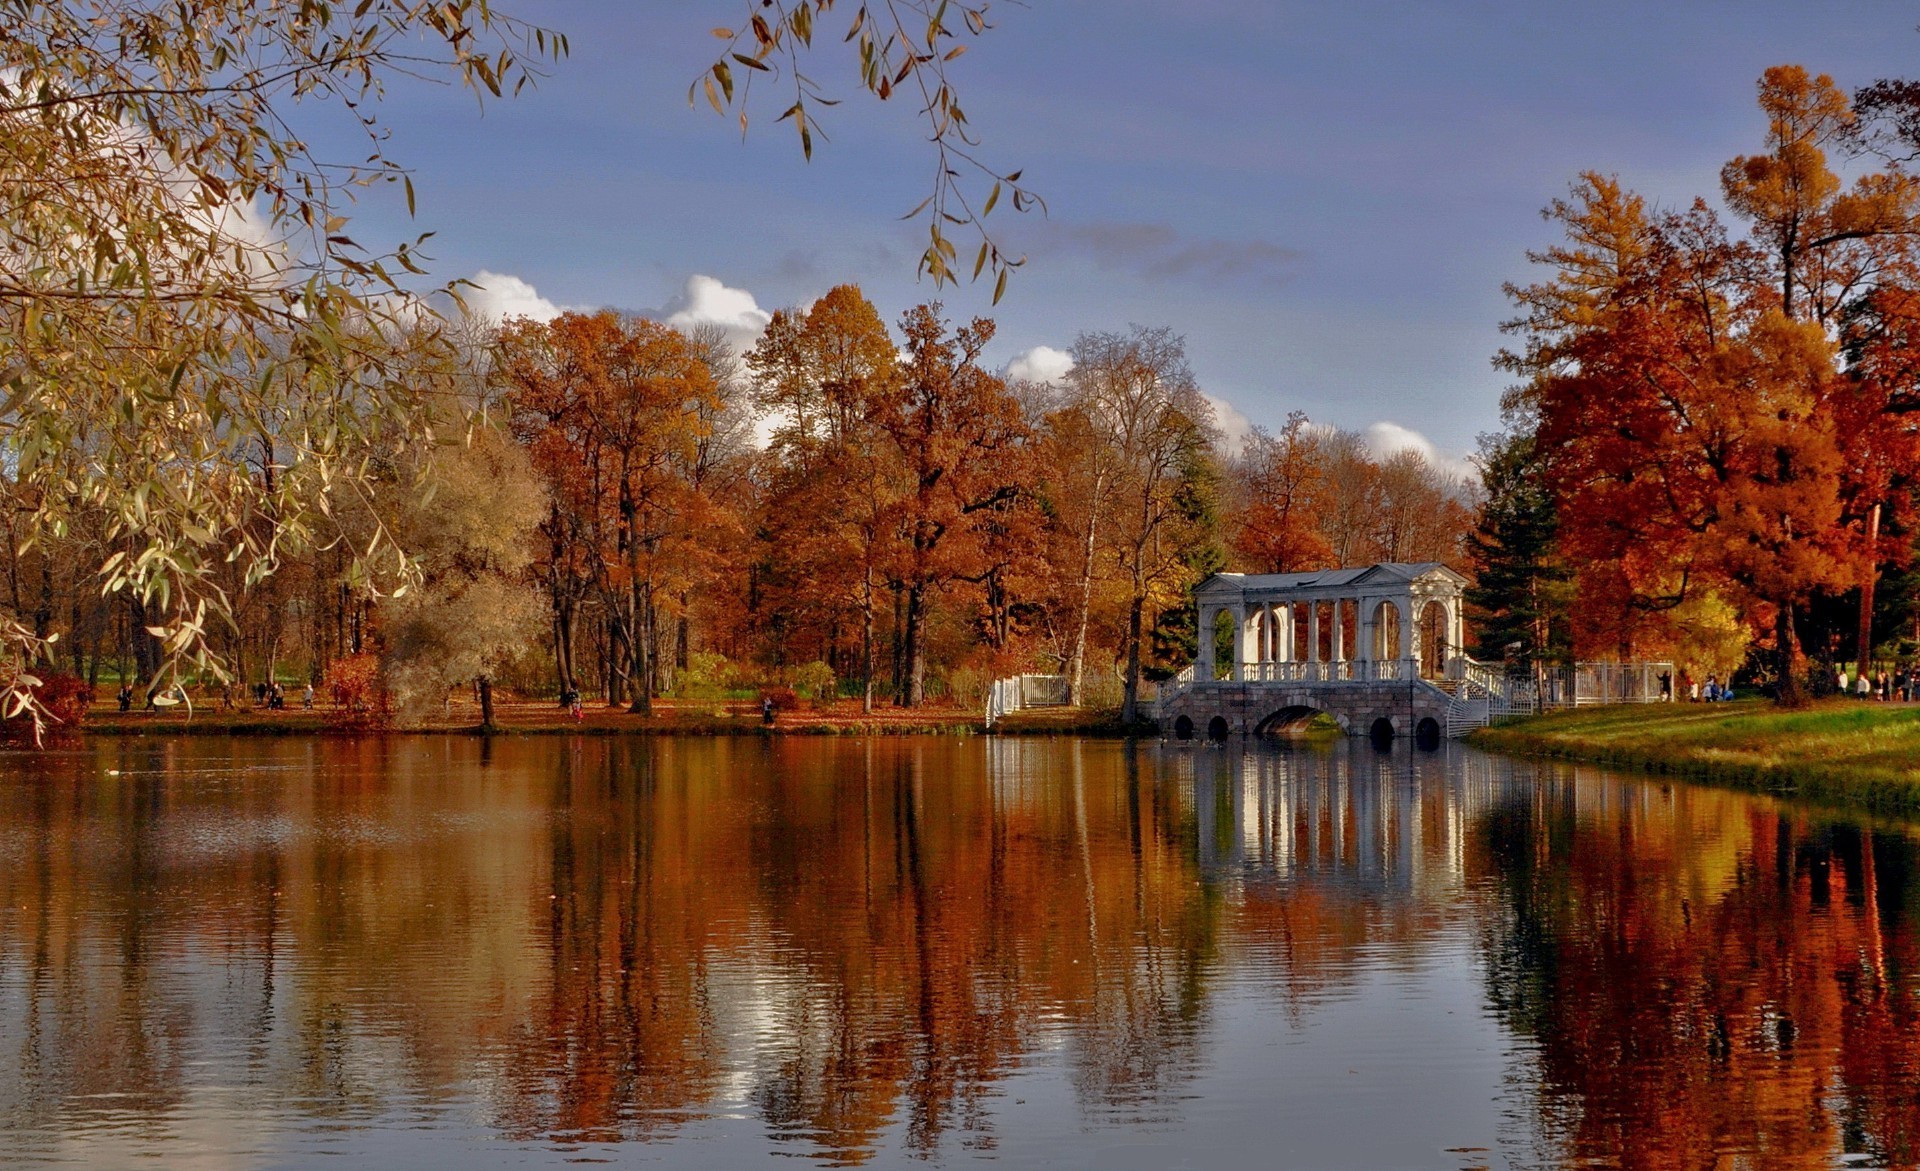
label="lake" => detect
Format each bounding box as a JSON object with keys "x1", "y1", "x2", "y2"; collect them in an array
[{"x1": 0, "y1": 734, "x2": 1911, "y2": 1169}]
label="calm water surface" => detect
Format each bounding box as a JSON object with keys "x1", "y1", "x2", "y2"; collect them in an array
[{"x1": 0, "y1": 735, "x2": 1914, "y2": 1168}]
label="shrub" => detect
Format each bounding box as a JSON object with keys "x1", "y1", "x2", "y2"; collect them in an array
[
  {"x1": 793, "y1": 660, "x2": 836, "y2": 704},
  {"x1": 685, "y1": 651, "x2": 735, "y2": 692},
  {"x1": 0, "y1": 673, "x2": 92, "y2": 742},
  {"x1": 762, "y1": 686, "x2": 799, "y2": 712},
  {"x1": 323, "y1": 653, "x2": 392, "y2": 731}
]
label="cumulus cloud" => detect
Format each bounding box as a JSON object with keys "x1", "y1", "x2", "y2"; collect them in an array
[
  {"x1": 1207, "y1": 394, "x2": 1257, "y2": 453},
  {"x1": 1021, "y1": 221, "x2": 1301, "y2": 288},
  {"x1": 456, "y1": 270, "x2": 563, "y2": 323},
  {"x1": 659, "y1": 274, "x2": 773, "y2": 351},
  {"x1": 1004, "y1": 345, "x2": 1075, "y2": 387},
  {"x1": 1359, "y1": 420, "x2": 1476, "y2": 484}
]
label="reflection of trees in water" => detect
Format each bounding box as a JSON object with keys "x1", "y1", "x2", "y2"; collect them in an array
[
  {"x1": 492, "y1": 738, "x2": 731, "y2": 1142},
  {"x1": 32, "y1": 738, "x2": 1920, "y2": 1166},
  {"x1": 0, "y1": 736, "x2": 1514, "y2": 1163},
  {"x1": 1472, "y1": 764, "x2": 1920, "y2": 1168}
]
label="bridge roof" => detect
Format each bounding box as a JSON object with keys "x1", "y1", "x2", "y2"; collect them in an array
[{"x1": 1196, "y1": 562, "x2": 1466, "y2": 598}]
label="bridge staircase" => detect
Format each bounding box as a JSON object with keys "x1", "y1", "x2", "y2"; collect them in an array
[{"x1": 1438, "y1": 659, "x2": 1534, "y2": 738}]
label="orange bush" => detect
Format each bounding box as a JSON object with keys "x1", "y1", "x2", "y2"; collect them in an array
[
  {"x1": 323, "y1": 653, "x2": 391, "y2": 730},
  {"x1": 0, "y1": 673, "x2": 93, "y2": 743}
]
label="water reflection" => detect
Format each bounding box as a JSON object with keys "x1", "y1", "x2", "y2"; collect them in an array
[{"x1": 0, "y1": 736, "x2": 1916, "y2": 1167}]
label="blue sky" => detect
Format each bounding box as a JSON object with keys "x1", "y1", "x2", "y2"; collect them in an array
[{"x1": 317, "y1": 1, "x2": 1920, "y2": 468}]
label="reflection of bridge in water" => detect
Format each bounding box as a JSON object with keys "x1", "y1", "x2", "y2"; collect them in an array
[
  {"x1": 986, "y1": 737, "x2": 1518, "y2": 899},
  {"x1": 1180, "y1": 742, "x2": 1511, "y2": 896},
  {"x1": 988, "y1": 736, "x2": 1678, "y2": 906}
]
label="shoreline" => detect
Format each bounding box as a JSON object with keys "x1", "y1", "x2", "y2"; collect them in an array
[
  {"x1": 62, "y1": 698, "x2": 1153, "y2": 740},
  {"x1": 1468, "y1": 699, "x2": 1920, "y2": 817}
]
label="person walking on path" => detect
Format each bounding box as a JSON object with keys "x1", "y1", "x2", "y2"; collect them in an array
[
  {"x1": 1857, "y1": 671, "x2": 1873, "y2": 700},
  {"x1": 762, "y1": 696, "x2": 776, "y2": 726}
]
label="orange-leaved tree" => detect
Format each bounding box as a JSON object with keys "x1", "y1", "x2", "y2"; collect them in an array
[
  {"x1": 747, "y1": 285, "x2": 904, "y2": 710},
  {"x1": 874, "y1": 305, "x2": 1035, "y2": 707},
  {"x1": 500, "y1": 311, "x2": 720, "y2": 714},
  {"x1": 1230, "y1": 411, "x2": 1334, "y2": 575},
  {"x1": 1504, "y1": 67, "x2": 1918, "y2": 701}
]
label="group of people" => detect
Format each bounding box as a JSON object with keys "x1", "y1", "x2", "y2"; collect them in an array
[
  {"x1": 114, "y1": 679, "x2": 315, "y2": 713},
  {"x1": 1838, "y1": 666, "x2": 1915, "y2": 703},
  {"x1": 1689, "y1": 675, "x2": 1735, "y2": 702}
]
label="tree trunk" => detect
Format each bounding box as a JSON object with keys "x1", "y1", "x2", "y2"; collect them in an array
[
  {"x1": 1858, "y1": 502, "x2": 1881, "y2": 672},
  {"x1": 1121, "y1": 591, "x2": 1145, "y2": 725},
  {"x1": 477, "y1": 674, "x2": 496, "y2": 732},
  {"x1": 1068, "y1": 499, "x2": 1100, "y2": 706},
  {"x1": 1776, "y1": 604, "x2": 1806, "y2": 707},
  {"x1": 552, "y1": 599, "x2": 576, "y2": 704},
  {"x1": 860, "y1": 570, "x2": 875, "y2": 715},
  {"x1": 606, "y1": 614, "x2": 628, "y2": 706},
  {"x1": 903, "y1": 583, "x2": 926, "y2": 707},
  {"x1": 627, "y1": 580, "x2": 653, "y2": 715},
  {"x1": 891, "y1": 585, "x2": 906, "y2": 705},
  {"x1": 129, "y1": 591, "x2": 160, "y2": 684}
]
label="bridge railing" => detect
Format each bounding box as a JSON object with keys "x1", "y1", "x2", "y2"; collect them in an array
[{"x1": 1210, "y1": 659, "x2": 1429, "y2": 684}]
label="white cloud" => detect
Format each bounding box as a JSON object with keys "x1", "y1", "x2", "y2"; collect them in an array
[
  {"x1": 458, "y1": 270, "x2": 563, "y2": 323},
  {"x1": 660, "y1": 274, "x2": 772, "y2": 350},
  {"x1": 1359, "y1": 420, "x2": 1475, "y2": 484},
  {"x1": 1004, "y1": 345, "x2": 1075, "y2": 386},
  {"x1": 1207, "y1": 393, "x2": 1256, "y2": 454}
]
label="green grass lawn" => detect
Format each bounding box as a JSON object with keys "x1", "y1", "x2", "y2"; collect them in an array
[{"x1": 1471, "y1": 699, "x2": 1920, "y2": 814}]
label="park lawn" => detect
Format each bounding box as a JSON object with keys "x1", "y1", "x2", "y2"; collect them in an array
[{"x1": 1471, "y1": 699, "x2": 1920, "y2": 815}]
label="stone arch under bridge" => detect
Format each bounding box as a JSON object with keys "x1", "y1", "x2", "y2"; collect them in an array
[
  {"x1": 1255, "y1": 704, "x2": 1340, "y2": 737},
  {"x1": 1158, "y1": 562, "x2": 1474, "y2": 741}
]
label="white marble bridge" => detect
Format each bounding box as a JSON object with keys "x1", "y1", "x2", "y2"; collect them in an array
[{"x1": 1157, "y1": 562, "x2": 1523, "y2": 742}]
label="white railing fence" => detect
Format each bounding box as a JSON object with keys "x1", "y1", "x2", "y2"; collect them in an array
[{"x1": 985, "y1": 674, "x2": 1072, "y2": 727}]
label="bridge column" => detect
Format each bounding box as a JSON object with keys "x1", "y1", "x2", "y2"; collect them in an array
[
  {"x1": 1396, "y1": 592, "x2": 1415, "y2": 675},
  {"x1": 1236, "y1": 606, "x2": 1257, "y2": 681},
  {"x1": 1357, "y1": 598, "x2": 1374, "y2": 681},
  {"x1": 1336, "y1": 591, "x2": 1351, "y2": 675},
  {"x1": 1307, "y1": 601, "x2": 1320, "y2": 678},
  {"x1": 1197, "y1": 606, "x2": 1216, "y2": 680},
  {"x1": 1275, "y1": 603, "x2": 1292, "y2": 665}
]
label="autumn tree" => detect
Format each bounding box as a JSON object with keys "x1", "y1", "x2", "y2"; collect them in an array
[
  {"x1": 0, "y1": 0, "x2": 566, "y2": 720},
  {"x1": 747, "y1": 285, "x2": 904, "y2": 705},
  {"x1": 500, "y1": 312, "x2": 720, "y2": 714},
  {"x1": 875, "y1": 305, "x2": 1034, "y2": 707},
  {"x1": 1059, "y1": 327, "x2": 1218, "y2": 723},
  {"x1": 1229, "y1": 411, "x2": 1333, "y2": 574},
  {"x1": 378, "y1": 426, "x2": 545, "y2": 730},
  {"x1": 1503, "y1": 67, "x2": 1919, "y2": 700}
]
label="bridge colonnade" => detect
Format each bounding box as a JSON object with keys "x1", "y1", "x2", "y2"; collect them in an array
[{"x1": 1194, "y1": 564, "x2": 1466, "y2": 684}]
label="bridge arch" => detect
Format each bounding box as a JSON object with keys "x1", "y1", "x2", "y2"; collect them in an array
[
  {"x1": 1414, "y1": 716, "x2": 1442, "y2": 749},
  {"x1": 1254, "y1": 704, "x2": 1348, "y2": 738},
  {"x1": 1370, "y1": 598, "x2": 1401, "y2": 662}
]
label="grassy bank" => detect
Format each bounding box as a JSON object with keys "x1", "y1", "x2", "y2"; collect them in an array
[
  {"x1": 72, "y1": 697, "x2": 1147, "y2": 739},
  {"x1": 1470, "y1": 700, "x2": 1920, "y2": 815}
]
